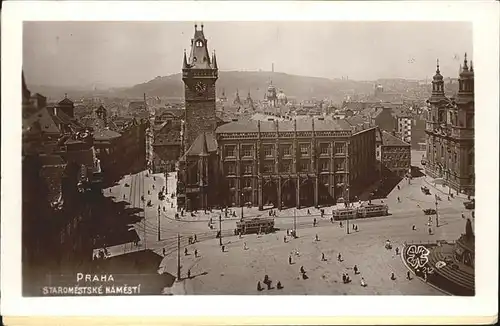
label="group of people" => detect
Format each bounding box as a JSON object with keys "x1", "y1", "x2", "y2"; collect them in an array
[
  {"x1": 257, "y1": 274, "x2": 283, "y2": 291},
  {"x1": 93, "y1": 248, "x2": 110, "y2": 260}
]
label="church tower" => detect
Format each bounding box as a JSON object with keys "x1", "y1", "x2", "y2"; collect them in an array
[
  {"x1": 182, "y1": 23, "x2": 218, "y2": 152},
  {"x1": 453, "y1": 53, "x2": 475, "y2": 195}
]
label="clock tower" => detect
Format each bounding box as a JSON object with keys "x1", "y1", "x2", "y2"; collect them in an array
[{"x1": 182, "y1": 23, "x2": 218, "y2": 152}]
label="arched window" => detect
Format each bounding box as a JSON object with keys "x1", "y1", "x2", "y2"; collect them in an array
[{"x1": 195, "y1": 40, "x2": 203, "y2": 47}]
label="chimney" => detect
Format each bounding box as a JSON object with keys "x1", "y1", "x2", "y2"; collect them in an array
[{"x1": 53, "y1": 106, "x2": 58, "y2": 116}]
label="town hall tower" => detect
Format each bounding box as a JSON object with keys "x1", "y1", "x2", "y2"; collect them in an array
[{"x1": 182, "y1": 23, "x2": 219, "y2": 151}]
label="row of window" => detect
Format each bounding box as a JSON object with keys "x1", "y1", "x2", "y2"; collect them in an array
[
  {"x1": 225, "y1": 175, "x2": 346, "y2": 189},
  {"x1": 224, "y1": 160, "x2": 347, "y2": 174},
  {"x1": 223, "y1": 143, "x2": 347, "y2": 158}
]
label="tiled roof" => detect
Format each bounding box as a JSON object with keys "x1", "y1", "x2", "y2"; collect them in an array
[
  {"x1": 381, "y1": 130, "x2": 410, "y2": 146},
  {"x1": 153, "y1": 121, "x2": 181, "y2": 145},
  {"x1": 23, "y1": 107, "x2": 60, "y2": 134},
  {"x1": 184, "y1": 132, "x2": 218, "y2": 157},
  {"x1": 129, "y1": 101, "x2": 146, "y2": 110},
  {"x1": 345, "y1": 115, "x2": 367, "y2": 126},
  {"x1": 216, "y1": 117, "x2": 351, "y2": 134},
  {"x1": 58, "y1": 97, "x2": 73, "y2": 105},
  {"x1": 93, "y1": 128, "x2": 122, "y2": 141}
]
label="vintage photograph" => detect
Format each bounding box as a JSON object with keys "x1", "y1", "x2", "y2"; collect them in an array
[{"x1": 21, "y1": 21, "x2": 476, "y2": 297}]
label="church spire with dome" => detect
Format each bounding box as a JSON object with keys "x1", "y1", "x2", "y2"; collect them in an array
[{"x1": 429, "y1": 59, "x2": 445, "y2": 101}]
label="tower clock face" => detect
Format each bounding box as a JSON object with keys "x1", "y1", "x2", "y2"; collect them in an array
[{"x1": 194, "y1": 81, "x2": 207, "y2": 95}]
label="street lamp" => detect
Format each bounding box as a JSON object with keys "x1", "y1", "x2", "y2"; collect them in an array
[
  {"x1": 219, "y1": 214, "x2": 223, "y2": 246},
  {"x1": 240, "y1": 191, "x2": 244, "y2": 221},
  {"x1": 435, "y1": 200, "x2": 439, "y2": 227}
]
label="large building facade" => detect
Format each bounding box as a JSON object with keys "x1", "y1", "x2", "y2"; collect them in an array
[
  {"x1": 424, "y1": 56, "x2": 475, "y2": 195},
  {"x1": 215, "y1": 118, "x2": 377, "y2": 211},
  {"x1": 176, "y1": 25, "x2": 378, "y2": 211}
]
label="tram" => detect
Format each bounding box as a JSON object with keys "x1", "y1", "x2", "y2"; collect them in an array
[
  {"x1": 236, "y1": 217, "x2": 275, "y2": 235},
  {"x1": 332, "y1": 203, "x2": 389, "y2": 221}
]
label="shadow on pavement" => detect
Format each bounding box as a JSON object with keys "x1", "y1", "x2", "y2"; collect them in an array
[
  {"x1": 91, "y1": 196, "x2": 142, "y2": 249},
  {"x1": 93, "y1": 250, "x2": 176, "y2": 294},
  {"x1": 411, "y1": 165, "x2": 425, "y2": 178}
]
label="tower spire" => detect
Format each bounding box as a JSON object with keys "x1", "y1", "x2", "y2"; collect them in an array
[
  {"x1": 183, "y1": 49, "x2": 188, "y2": 69},
  {"x1": 212, "y1": 51, "x2": 218, "y2": 70},
  {"x1": 470, "y1": 60, "x2": 474, "y2": 72},
  {"x1": 436, "y1": 59, "x2": 440, "y2": 74},
  {"x1": 463, "y1": 53, "x2": 469, "y2": 70}
]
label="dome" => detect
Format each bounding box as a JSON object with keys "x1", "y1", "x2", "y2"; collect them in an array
[
  {"x1": 277, "y1": 91, "x2": 287, "y2": 100},
  {"x1": 267, "y1": 84, "x2": 276, "y2": 92}
]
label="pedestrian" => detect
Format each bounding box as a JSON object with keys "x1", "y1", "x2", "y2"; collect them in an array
[
  {"x1": 286, "y1": 229, "x2": 289, "y2": 236},
  {"x1": 406, "y1": 271, "x2": 411, "y2": 280},
  {"x1": 395, "y1": 247, "x2": 399, "y2": 256},
  {"x1": 184, "y1": 248, "x2": 188, "y2": 256},
  {"x1": 194, "y1": 249, "x2": 198, "y2": 257},
  {"x1": 338, "y1": 253, "x2": 342, "y2": 261},
  {"x1": 148, "y1": 190, "x2": 150, "y2": 195},
  {"x1": 266, "y1": 281, "x2": 272, "y2": 290},
  {"x1": 187, "y1": 269, "x2": 191, "y2": 279},
  {"x1": 397, "y1": 196, "x2": 401, "y2": 203},
  {"x1": 342, "y1": 273, "x2": 346, "y2": 283},
  {"x1": 340, "y1": 221, "x2": 343, "y2": 228},
  {"x1": 313, "y1": 218, "x2": 317, "y2": 227},
  {"x1": 300, "y1": 266, "x2": 305, "y2": 274},
  {"x1": 162, "y1": 248, "x2": 166, "y2": 256},
  {"x1": 330, "y1": 217, "x2": 333, "y2": 223},
  {"x1": 277, "y1": 281, "x2": 283, "y2": 289},
  {"x1": 257, "y1": 281, "x2": 262, "y2": 291},
  {"x1": 361, "y1": 277, "x2": 367, "y2": 287},
  {"x1": 307, "y1": 209, "x2": 311, "y2": 215},
  {"x1": 315, "y1": 234, "x2": 319, "y2": 241},
  {"x1": 244, "y1": 242, "x2": 248, "y2": 250},
  {"x1": 412, "y1": 225, "x2": 416, "y2": 231},
  {"x1": 397, "y1": 185, "x2": 400, "y2": 190},
  {"x1": 284, "y1": 235, "x2": 287, "y2": 243},
  {"x1": 194, "y1": 234, "x2": 197, "y2": 242},
  {"x1": 428, "y1": 227, "x2": 432, "y2": 235},
  {"x1": 288, "y1": 255, "x2": 292, "y2": 265},
  {"x1": 345, "y1": 273, "x2": 351, "y2": 283},
  {"x1": 353, "y1": 265, "x2": 358, "y2": 274},
  {"x1": 221, "y1": 245, "x2": 225, "y2": 252},
  {"x1": 123, "y1": 194, "x2": 126, "y2": 200},
  {"x1": 321, "y1": 253, "x2": 326, "y2": 261},
  {"x1": 152, "y1": 184, "x2": 155, "y2": 190},
  {"x1": 390, "y1": 272, "x2": 396, "y2": 280}
]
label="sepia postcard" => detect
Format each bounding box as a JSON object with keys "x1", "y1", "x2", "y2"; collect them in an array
[{"x1": 1, "y1": 1, "x2": 499, "y2": 325}]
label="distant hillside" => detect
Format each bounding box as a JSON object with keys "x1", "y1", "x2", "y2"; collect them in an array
[
  {"x1": 28, "y1": 71, "x2": 439, "y2": 104},
  {"x1": 119, "y1": 71, "x2": 376, "y2": 103}
]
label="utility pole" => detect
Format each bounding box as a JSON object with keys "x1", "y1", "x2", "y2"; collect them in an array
[
  {"x1": 219, "y1": 214, "x2": 223, "y2": 246},
  {"x1": 177, "y1": 233, "x2": 181, "y2": 280},
  {"x1": 293, "y1": 207, "x2": 297, "y2": 236},
  {"x1": 435, "y1": 200, "x2": 439, "y2": 227},
  {"x1": 241, "y1": 192, "x2": 244, "y2": 221},
  {"x1": 157, "y1": 206, "x2": 161, "y2": 242}
]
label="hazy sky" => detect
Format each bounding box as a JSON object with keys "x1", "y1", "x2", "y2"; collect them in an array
[{"x1": 23, "y1": 21, "x2": 472, "y2": 88}]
